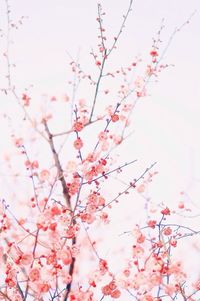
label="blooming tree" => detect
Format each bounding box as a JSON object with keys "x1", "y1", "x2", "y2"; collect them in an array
[{"x1": 0, "y1": 1, "x2": 199, "y2": 301}]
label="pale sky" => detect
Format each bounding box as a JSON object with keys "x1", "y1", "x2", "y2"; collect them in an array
[
  {"x1": 1, "y1": 0, "x2": 199, "y2": 204},
  {"x1": 0, "y1": 0, "x2": 200, "y2": 221}
]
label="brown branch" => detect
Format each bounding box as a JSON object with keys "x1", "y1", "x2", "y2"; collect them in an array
[
  {"x1": 82, "y1": 222, "x2": 100, "y2": 259},
  {"x1": 52, "y1": 117, "x2": 103, "y2": 138},
  {"x1": 62, "y1": 183, "x2": 84, "y2": 300},
  {"x1": 43, "y1": 120, "x2": 71, "y2": 208},
  {"x1": 43, "y1": 120, "x2": 78, "y2": 300},
  {"x1": 0, "y1": 291, "x2": 12, "y2": 301},
  {"x1": 63, "y1": 239, "x2": 76, "y2": 301},
  {"x1": 16, "y1": 281, "x2": 25, "y2": 300}
]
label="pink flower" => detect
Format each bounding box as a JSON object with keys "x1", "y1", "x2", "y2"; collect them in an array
[
  {"x1": 132, "y1": 244, "x2": 144, "y2": 257},
  {"x1": 111, "y1": 114, "x2": 119, "y2": 122},
  {"x1": 73, "y1": 121, "x2": 84, "y2": 132},
  {"x1": 99, "y1": 259, "x2": 108, "y2": 275},
  {"x1": 102, "y1": 285, "x2": 112, "y2": 295},
  {"x1": 29, "y1": 268, "x2": 40, "y2": 281},
  {"x1": 96, "y1": 60, "x2": 101, "y2": 66},
  {"x1": 80, "y1": 212, "x2": 95, "y2": 224},
  {"x1": 98, "y1": 196, "x2": 105, "y2": 206},
  {"x1": 193, "y1": 279, "x2": 200, "y2": 290},
  {"x1": 38, "y1": 283, "x2": 50, "y2": 293},
  {"x1": 161, "y1": 207, "x2": 170, "y2": 215},
  {"x1": 22, "y1": 93, "x2": 31, "y2": 106},
  {"x1": 51, "y1": 205, "x2": 61, "y2": 217},
  {"x1": 60, "y1": 248, "x2": 72, "y2": 265},
  {"x1": 98, "y1": 131, "x2": 108, "y2": 141},
  {"x1": 137, "y1": 184, "x2": 145, "y2": 193},
  {"x1": 14, "y1": 137, "x2": 23, "y2": 147},
  {"x1": 20, "y1": 253, "x2": 33, "y2": 265},
  {"x1": 40, "y1": 169, "x2": 50, "y2": 181},
  {"x1": 147, "y1": 220, "x2": 157, "y2": 229},
  {"x1": 170, "y1": 238, "x2": 177, "y2": 247},
  {"x1": 178, "y1": 201, "x2": 185, "y2": 209},
  {"x1": 73, "y1": 137, "x2": 83, "y2": 150},
  {"x1": 150, "y1": 50, "x2": 158, "y2": 57},
  {"x1": 164, "y1": 284, "x2": 177, "y2": 296},
  {"x1": 163, "y1": 227, "x2": 172, "y2": 236},
  {"x1": 110, "y1": 289, "x2": 121, "y2": 298}
]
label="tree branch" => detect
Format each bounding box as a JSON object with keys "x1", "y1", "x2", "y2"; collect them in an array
[{"x1": 43, "y1": 120, "x2": 71, "y2": 208}]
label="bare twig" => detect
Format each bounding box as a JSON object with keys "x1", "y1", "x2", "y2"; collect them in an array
[
  {"x1": 89, "y1": 0, "x2": 134, "y2": 122},
  {"x1": 89, "y1": 53, "x2": 107, "y2": 122},
  {"x1": 107, "y1": 0, "x2": 134, "y2": 56},
  {"x1": 0, "y1": 291, "x2": 12, "y2": 301},
  {"x1": 102, "y1": 162, "x2": 157, "y2": 209}
]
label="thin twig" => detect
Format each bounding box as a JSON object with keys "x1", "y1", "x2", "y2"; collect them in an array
[
  {"x1": 82, "y1": 159, "x2": 137, "y2": 185},
  {"x1": 107, "y1": 0, "x2": 134, "y2": 56},
  {"x1": 89, "y1": 54, "x2": 107, "y2": 122},
  {"x1": 102, "y1": 162, "x2": 157, "y2": 209}
]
